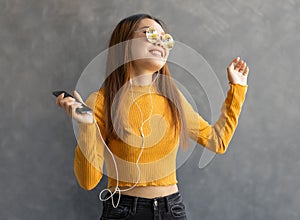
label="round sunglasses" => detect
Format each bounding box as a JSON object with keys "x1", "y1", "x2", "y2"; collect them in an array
[{"x1": 136, "y1": 26, "x2": 174, "y2": 50}]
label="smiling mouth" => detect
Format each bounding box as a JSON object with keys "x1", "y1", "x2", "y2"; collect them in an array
[{"x1": 149, "y1": 49, "x2": 163, "y2": 58}]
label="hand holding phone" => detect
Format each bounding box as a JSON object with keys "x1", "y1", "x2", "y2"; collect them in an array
[
  {"x1": 53, "y1": 90, "x2": 94, "y2": 124},
  {"x1": 53, "y1": 90, "x2": 92, "y2": 114}
]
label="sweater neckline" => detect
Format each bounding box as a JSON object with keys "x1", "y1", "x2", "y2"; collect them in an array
[{"x1": 130, "y1": 84, "x2": 157, "y2": 93}]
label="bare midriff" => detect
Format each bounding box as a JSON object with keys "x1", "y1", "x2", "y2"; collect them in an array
[{"x1": 109, "y1": 184, "x2": 179, "y2": 198}]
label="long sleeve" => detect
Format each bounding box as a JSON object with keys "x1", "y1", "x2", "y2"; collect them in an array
[
  {"x1": 73, "y1": 90, "x2": 106, "y2": 190},
  {"x1": 179, "y1": 83, "x2": 248, "y2": 154}
]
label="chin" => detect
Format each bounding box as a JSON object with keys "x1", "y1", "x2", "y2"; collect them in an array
[
  {"x1": 133, "y1": 58, "x2": 166, "y2": 72},
  {"x1": 148, "y1": 58, "x2": 166, "y2": 70}
]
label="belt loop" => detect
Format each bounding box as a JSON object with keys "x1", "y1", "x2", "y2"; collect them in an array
[
  {"x1": 132, "y1": 197, "x2": 138, "y2": 214},
  {"x1": 165, "y1": 196, "x2": 170, "y2": 213}
]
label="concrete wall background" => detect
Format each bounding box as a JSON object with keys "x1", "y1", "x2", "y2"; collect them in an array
[{"x1": 1, "y1": 0, "x2": 300, "y2": 219}]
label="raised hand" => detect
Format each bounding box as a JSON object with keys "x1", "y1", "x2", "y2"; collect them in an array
[
  {"x1": 56, "y1": 91, "x2": 94, "y2": 124},
  {"x1": 227, "y1": 57, "x2": 249, "y2": 86}
]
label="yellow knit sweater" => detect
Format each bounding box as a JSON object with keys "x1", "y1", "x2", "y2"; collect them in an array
[{"x1": 74, "y1": 83, "x2": 247, "y2": 190}]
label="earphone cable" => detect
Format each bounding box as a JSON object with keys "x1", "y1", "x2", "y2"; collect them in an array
[{"x1": 97, "y1": 73, "x2": 159, "y2": 208}]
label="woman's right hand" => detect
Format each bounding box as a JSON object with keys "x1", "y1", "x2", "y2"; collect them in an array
[{"x1": 56, "y1": 90, "x2": 94, "y2": 124}]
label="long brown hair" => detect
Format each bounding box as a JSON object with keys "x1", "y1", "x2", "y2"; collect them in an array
[{"x1": 101, "y1": 14, "x2": 189, "y2": 150}]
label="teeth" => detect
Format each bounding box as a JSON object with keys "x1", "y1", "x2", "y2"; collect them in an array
[{"x1": 150, "y1": 50, "x2": 162, "y2": 57}]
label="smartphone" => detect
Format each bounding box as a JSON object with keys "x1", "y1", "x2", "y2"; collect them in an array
[{"x1": 52, "y1": 90, "x2": 92, "y2": 115}]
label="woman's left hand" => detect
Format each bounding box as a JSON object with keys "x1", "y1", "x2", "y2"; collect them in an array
[{"x1": 227, "y1": 57, "x2": 249, "y2": 86}]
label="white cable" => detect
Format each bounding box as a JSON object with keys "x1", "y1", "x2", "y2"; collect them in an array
[{"x1": 97, "y1": 73, "x2": 159, "y2": 208}]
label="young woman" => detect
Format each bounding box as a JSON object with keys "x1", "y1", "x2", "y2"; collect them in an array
[{"x1": 56, "y1": 14, "x2": 249, "y2": 220}]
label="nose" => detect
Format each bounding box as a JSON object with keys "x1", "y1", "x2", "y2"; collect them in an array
[{"x1": 154, "y1": 36, "x2": 164, "y2": 48}]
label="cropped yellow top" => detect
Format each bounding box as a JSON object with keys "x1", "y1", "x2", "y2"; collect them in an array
[{"x1": 73, "y1": 83, "x2": 247, "y2": 190}]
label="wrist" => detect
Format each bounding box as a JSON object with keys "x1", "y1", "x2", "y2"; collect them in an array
[{"x1": 229, "y1": 80, "x2": 247, "y2": 86}]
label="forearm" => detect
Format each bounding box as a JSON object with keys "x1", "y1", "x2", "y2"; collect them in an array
[
  {"x1": 73, "y1": 122, "x2": 104, "y2": 190},
  {"x1": 74, "y1": 146, "x2": 103, "y2": 190},
  {"x1": 202, "y1": 83, "x2": 248, "y2": 153}
]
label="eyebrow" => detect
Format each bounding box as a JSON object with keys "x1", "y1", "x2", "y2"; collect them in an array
[{"x1": 138, "y1": 26, "x2": 166, "y2": 35}]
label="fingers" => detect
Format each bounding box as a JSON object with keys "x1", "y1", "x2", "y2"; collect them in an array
[
  {"x1": 64, "y1": 100, "x2": 83, "y2": 117},
  {"x1": 234, "y1": 59, "x2": 244, "y2": 71},
  {"x1": 69, "y1": 102, "x2": 82, "y2": 117},
  {"x1": 229, "y1": 57, "x2": 249, "y2": 74},
  {"x1": 58, "y1": 96, "x2": 75, "y2": 108},
  {"x1": 55, "y1": 91, "x2": 88, "y2": 120},
  {"x1": 73, "y1": 90, "x2": 84, "y2": 104},
  {"x1": 61, "y1": 98, "x2": 75, "y2": 114},
  {"x1": 243, "y1": 66, "x2": 249, "y2": 76},
  {"x1": 236, "y1": 61, "x2": 246, "y2": 73},
  {"x1": 232, "y1": 56, "x2": 240, "y2": 64},
  {"x1": 56, "y1": 95, "x2": 80, "y2": 117},
  {"x1": 55, "y1": 93, "x2": 64, "y2": 106},
  {"x1": 228, "y1": 57, "x2": 240, "y2": 69}
]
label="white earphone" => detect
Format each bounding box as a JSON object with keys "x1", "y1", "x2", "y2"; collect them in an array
[{"x1": 97, "y1": 73, "x2": 159, "y2": 208}]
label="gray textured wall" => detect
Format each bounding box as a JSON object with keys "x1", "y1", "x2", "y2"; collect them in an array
[{"x1": 1, "y1": 0, "x2": 300, "y2": 219}]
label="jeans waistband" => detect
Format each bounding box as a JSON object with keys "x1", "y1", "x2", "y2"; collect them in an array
[{"x1": 104, "y1": 191, "x2": 182, "y2": 212}]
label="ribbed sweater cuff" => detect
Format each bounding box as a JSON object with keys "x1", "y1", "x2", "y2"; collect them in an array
[{"x1": 228, "y1": 83, "x2": 248, "y2": 111}]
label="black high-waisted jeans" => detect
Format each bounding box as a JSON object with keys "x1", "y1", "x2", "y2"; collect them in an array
[{"x1": 100, "y1": 191, "x2": 187, "y2": 220}]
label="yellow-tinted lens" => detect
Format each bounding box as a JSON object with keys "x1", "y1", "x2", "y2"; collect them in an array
[
  {"x1": 161, "y1": 34, "x2": 174, "y2": 50},
  {"x1": 145, "y1": 27, "x2": 174, "y2": 50},
  {"x1": 146, "y1": 26, "x2": 159, "y2": 43}
]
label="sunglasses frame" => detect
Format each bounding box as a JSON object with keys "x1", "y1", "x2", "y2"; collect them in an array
[{"x1": 135, "y1": 26, "x2": 174, "y2": 50}]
